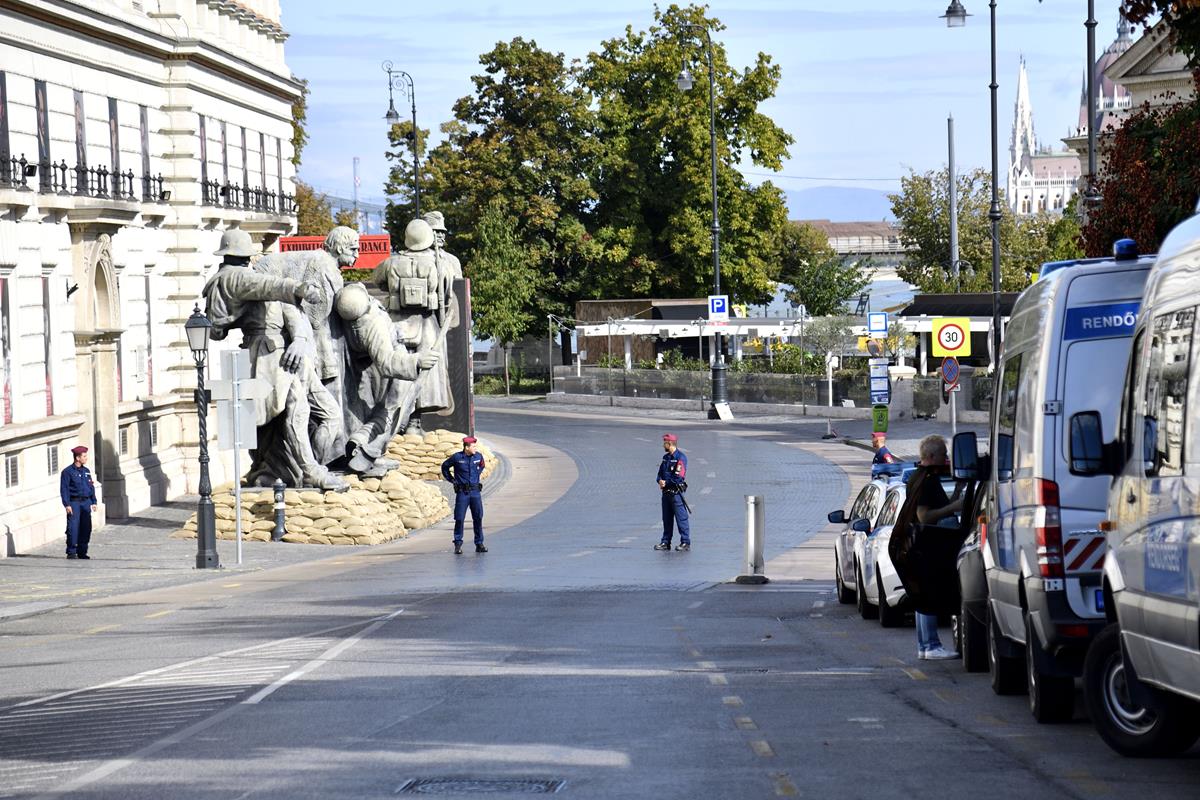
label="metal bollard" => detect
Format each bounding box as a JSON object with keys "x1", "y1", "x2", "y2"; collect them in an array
[
  {"x1": 271, "y1": 478, "x2": 287, "y2": 542},
  {"x1": 735, "y1": 495, "x2": 769, "y2": 585}
]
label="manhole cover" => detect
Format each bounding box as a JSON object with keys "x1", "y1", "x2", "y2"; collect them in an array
[{"x1": 398, "y1": 779, "x2": 565, "y2": 795}]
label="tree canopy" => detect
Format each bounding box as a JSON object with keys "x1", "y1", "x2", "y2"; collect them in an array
[{"x1": 775, "y1": 222, "x2": 870, "y2": 317}]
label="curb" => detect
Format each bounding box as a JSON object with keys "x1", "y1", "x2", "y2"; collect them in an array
[{"x1": 0, "y1": 601, "x2": 70, "y2": 623}]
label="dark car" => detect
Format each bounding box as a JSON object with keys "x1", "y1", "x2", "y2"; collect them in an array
[{"x1": 952, "y1": 437, "x2": 992, "y2": 672}]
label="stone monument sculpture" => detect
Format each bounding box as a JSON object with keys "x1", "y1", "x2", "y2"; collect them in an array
[
  {"x1": 335, "y1": 283, "x2": 439, "y2": 477},
  {"x1": 374, "y1": 218, "x2": 459, "y2": 433},
  {"x1": 202, "y1": 228, "x2": 347, "y2": 491}
]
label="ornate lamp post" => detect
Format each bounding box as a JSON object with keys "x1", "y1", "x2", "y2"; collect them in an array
[
  {"x1": 382, "y1": 61, "x2": 421, "y2": 217},
  {"x1": 677, "y1": 24, "x2": 728, "y2": 418},
  {"x1": 942, "y1": 0, "x2": 1003, "y2": 364},
  {"x1": 185, "y1": 305, "x2": 219, "y2": 569}
]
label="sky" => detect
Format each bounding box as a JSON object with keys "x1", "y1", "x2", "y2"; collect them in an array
[{"x1": 282, "y1": 0, "x2": 1129, "y2": 213}]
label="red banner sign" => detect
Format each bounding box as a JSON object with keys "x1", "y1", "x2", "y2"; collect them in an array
[{"x1": 278, "y1": 234, "x2": 392, "y2": 270}]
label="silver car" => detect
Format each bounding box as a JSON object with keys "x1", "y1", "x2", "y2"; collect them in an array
[{"x1": 828, "y1": 479, "x2": 889, "y2": 604}]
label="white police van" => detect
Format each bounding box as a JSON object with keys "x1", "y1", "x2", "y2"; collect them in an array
[
  {"x1": 1069, "y1": 214, "x2": 1200, "y2": 756},
  {"x1": 978, "y1": 240, "x2": 1154, "y2": 723}
]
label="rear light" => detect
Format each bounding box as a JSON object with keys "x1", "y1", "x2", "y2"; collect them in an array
[
  {"x1": 1058, "y1": 624, "x2": 1090, "y2": 638},
  {"x1": 1034, "y1": 479, "x2": 1064, "y2": 579},
  {"x1": 1099, "y1": 519, "x2": 1115, "y2": 532},
  {"x1": 978, "y1": 516, "x2": 988, "y2": 549}
]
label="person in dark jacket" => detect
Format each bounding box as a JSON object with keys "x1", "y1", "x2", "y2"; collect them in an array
[
  {"x1": 441, "y1": 436, "x2": 486, "y2": 555},
  {"x1": 60, "y1": 445, "x2": 98, "y2": 559},
  {"x1": 909, "y1": 435, "x2": 964, "y2": 660},
  {"x1": 655, "y1": 433, "x2": 691, "y2": 551}
]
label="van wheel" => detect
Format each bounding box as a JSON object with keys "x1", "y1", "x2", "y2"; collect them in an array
[
  {"x1": 1083, "y1": 623, "x2": 1200, "y2": 756},
  {"x1": 1025, "y1": 614, "x2": 1075, "y2": 723},
  {"x1": 857, "y1": 562, "x2": 878, "y2": 620},
  {"x1": 877, "y1": 566, "x2": 905, "y2": 628},
  {"x1": 836, "y1": 553, "x2": 855, "y2": 605},
  {"x1": 988, "y1": 606, "x2": 1026, "y2": 695},
  {"x1": 960, "y1": 599, "x2": 988, "y2": 673}
]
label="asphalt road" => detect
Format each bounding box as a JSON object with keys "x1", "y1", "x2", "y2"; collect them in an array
[{"x1": 0, "y1": 405, "x2": 1196, "y2": 799}]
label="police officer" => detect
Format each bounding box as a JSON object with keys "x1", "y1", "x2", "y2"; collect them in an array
[
  {"x1": 60, "y1": 445, "x2": 98, "y2": 559},
  {"x1": 655, "y1": 433, "x2": 691, "y2": 551},
  {"x1": 441, "y1": 436, "x2": 487, "y2": 555}
]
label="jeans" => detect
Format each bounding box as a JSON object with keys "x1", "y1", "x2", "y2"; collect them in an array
[{"x1": 916, "y1": 612, "x2": 942, "y2": 652}]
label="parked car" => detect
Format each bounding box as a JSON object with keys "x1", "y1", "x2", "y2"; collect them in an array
[
  {"x1": 976, "y1": 239, "x2": 1155, "y2": 723},
  {"x1": 1069, "y1": 217, "x2": 1200, "y2": 756},
  {"x1": 951, "y1": 436, "x2": 993, "y2": 673},
  {"x1": 828, "y1": 478, "x2": 890, "y2": 604},
  {"x1": 853, "y1": 484, "x2": 908, "y2": 626}
]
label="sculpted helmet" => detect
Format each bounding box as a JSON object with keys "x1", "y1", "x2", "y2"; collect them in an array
[
  {"x1": 213, "y1": 228, "x2": 259, "y2": 258},
  {"x1": 404, "y1": 219, "x2": 435, "y2": 251},
  {"x1": 334, "y1": 283, "x2": 372, "y2": 320},
  {"x1": 421, "y1": 211, "x2": 447, "y2": 232}
]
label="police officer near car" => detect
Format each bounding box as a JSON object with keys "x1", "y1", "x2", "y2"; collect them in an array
[
  {"x1": 655, "y1": 433, "x2": 691, "y2": 551},
  {"x1": 60, "y1": 445, "x2": 98, "y2": 559},
  {"x1": 441, "y1": 436, "x2": 487, "y2": 555}
]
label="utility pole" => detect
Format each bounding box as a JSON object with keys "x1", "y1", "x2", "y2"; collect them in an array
[{"x1": 352, "y1": 156, "x2": 360, "y2": 230}]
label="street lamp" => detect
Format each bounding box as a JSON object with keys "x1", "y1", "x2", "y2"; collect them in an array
[
  {"x1": 677, "y1": 23, "x2": 729, "y2": 419},
  {"x1": 185, "y1": 305, "x2": 219, "y2": 570},
  {"x1": 1082, "y1": 0, "x2": 1103, "y2": 211},
  {"x1": 944, "y1": 1, "x2": 1003, "y2": 365},
  {"x1": 382, "y1": 60, "x2": 421, "y2": 217}
]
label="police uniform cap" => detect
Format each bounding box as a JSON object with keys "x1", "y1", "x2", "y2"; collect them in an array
[
  {"x1": 71, "y1": 445, "x2": 88, "y2": 455},
  {"x1": 462, "y1": 436, "x2": 477, "y2": 445},
  {"x1": 662, "y1": 433, "x2": 678, "y2": 443}
]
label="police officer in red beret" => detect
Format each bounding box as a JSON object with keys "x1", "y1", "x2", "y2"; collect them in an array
[
  {"x1": 655, "y1": 433, "x2": 691, "y2": 551},
  {"x1": 441, "y1": 436, "x2": 487, "y2": 555},
  {"x1": 60, "y1": 445, "x2": 97, "y2": 559}
]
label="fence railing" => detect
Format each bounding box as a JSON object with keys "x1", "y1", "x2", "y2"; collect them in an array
[
  {"x1": 200, "y1": 179, "x2": 294, "y2": 214},
  {"x1": 0, "y1": 154, "x2": 168, "y2": 203}
]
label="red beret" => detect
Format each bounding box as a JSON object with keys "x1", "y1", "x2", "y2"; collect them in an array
[
  {"x1": 462, "y1": 436, "x2": 477, "y2": 444},
  {"x1": 662, "y1": 433, "x2": 678, "y2": 443},
  {"x1": 71, "y1": 445, "x2": 88, "y2": 455}
]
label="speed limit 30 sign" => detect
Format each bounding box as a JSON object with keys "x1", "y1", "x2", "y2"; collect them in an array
[{"x1": 932, "y1": 317, "x2": 972, "y2": 357}]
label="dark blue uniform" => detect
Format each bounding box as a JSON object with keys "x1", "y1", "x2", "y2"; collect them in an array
[
  {"x1": 441, "y1": 450, "x2": 485, "y2": 547},
  {"x1": 658, "y1": 449, "x2": 690, "y2": 546},
  {"x1": 60, "y1": 463, "x2": 97, "y2": 557}
]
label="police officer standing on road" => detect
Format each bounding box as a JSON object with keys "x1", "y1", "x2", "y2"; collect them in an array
[
  {"x1": 60, "y1": 445, "x2": 97, "y2": 559},
  {"x1": 441, "y1": 436, "x2": 487, "y2": 555},
  {"x1": 655, "y1": 433, "x2": 691, "y2": 552}
]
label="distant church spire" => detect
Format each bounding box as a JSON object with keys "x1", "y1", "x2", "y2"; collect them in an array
[{"x1": 1010, "y1": 58, "x2": 1037, "y2": 166}]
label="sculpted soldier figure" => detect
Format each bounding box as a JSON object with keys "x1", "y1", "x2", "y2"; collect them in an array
[
  {"x1": 374, "y1": 219, "x2": 458, "y2": 432},
  {"x1": 202, "y1": 229, "x2": 346, "y2": 491},
  {"x1": 334, "y1": 283, "x2": 439, "y2": 477}
]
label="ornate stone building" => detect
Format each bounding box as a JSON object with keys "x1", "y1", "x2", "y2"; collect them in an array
[
  {"x1": 0, "y1": 0, "x2": 302, "y2": 554},
  {"x1": 1007, "y1": 59, "x2": 1082, "y2": 216}
]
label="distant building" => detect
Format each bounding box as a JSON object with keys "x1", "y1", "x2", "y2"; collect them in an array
[
  {"x1": 795, "y1": 220, "x2": 915, "y2": 313},
  {"x1": 1008, "y1": 59, "x2": 1082, "y2": 216}
]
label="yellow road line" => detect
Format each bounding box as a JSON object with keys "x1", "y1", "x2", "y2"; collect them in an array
[
  {"x1": 734, "y1": 716, "x2": 757, "y2": 730},
  {"x1": 221, "y1": 583, "x2": 242, "y2": 588},
  {"x1": 84, "y1": 624, "x2": 120, "y2": 635},
  {"x1": 722, "y1": 696, "x2": 743, "y2": 707},
  {"x1": 750, "y1": 740, "x2": 775, "y2": 758},
  {"x1": 708, "y1": 674, "x2": 729, "y2": 686},
  {"x1": 771, "y1": 772, "x2": 799, "y2": 797},
  {"x1": 902, "y1": 668, "x2": 928, "y2": 681},
  {"x1": 143, "y1": 609, "x2": 175, "y2": 619}
]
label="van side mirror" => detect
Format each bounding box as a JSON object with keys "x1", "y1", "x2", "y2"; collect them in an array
[
  {"x1": 1069, "y1": 411, "x2": 1113, "y2": 476},
  {"x1": 851, "y1": 518, "x2": 872, "y2": 533},
  {"x1": 996, "y1": 433, "x2": 1014, "y2": 481},
  {"x1": 952, "y1": 431, "x2": 980, "y2": 480},
  {"x1": 828, "y1": 510, "x2": 846, "y2": 525}
]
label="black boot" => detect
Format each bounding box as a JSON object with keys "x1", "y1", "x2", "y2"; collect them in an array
[
  {"x1": 653, "y1": 542, "x2": 671, "y2": 551},
  {"x1": 454, "y1": 543, "x2": 463, "y2": 555},
  {"x1": 476, "y1": 544, "x2": 488, "y2": 553}
]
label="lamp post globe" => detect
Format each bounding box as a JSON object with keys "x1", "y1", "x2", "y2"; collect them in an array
[
  {"x1": 941, "y1": 0, "x2": 970, "y2": 27},
  {"x1": 185, "y1": 304, "x2": 219, "y2": 569},
  {"x1": 381, "y1": 61, "x2": 421, "y2": 216}
]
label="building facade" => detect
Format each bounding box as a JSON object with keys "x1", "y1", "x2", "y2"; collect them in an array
[
  {"x1": 0, "y1": 0, "x2": 301, "y2": 555},
  {"x1": 1008, "y1": 59, "x2": 1082, "y2": 216}
]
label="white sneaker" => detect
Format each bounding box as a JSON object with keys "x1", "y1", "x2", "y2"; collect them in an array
[
  {"x1": 923, "y1": 646, "x2": 959, "y2": 660},
  {"x1": 918, "y1": 650, "x2": 928, "y2": 660}
]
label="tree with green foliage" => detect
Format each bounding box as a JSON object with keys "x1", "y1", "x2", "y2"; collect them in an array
[
  {"x1": 383, "y1": 119, "x2": 431, "y2": 236},
  {"x1": 291, "y1": 78, "x2": 310, "y2": 168},
  {"x1": 333, "y1": 207, "x2": 359, "y2": 231},
  {"x1": 889, "y1": 167, "x2": 1071, "y2": 292},
  {"x1": 776, "y1": 222, "x2": 871, "y2": 317},
  {"x1": 582, "y1": 4, "x2": 791, "y2": 305},
  {"x1": 295, "y1": 181, "x2": 335, "y2": 236},
  {"x1": 469, "y1": 203, "x2": 543, "y2": 394}
]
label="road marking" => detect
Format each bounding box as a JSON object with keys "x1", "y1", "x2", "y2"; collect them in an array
[
  {"x1": 83, "y1": 625, "x2": 119, "y2": 635},
  {"x1": 706, "y1": 472, "x2": 716, "y2": 478},
  {"x1": 697, "y1": 661, "x2": 717, "y2": 670},
  {"x1": 750, "y1": 740, "x2": 775, "y2": 758},
  {"x1": 687, "y1": 601, "x2": 703, "y2": 609},
  {"x1": 902, "y1": 668, "x2": 928, "y2": 681},
  {"x1": 771, "y1": 772, "x2": 799, "y2": 797},
  {"x1": 734, "y1": 716, "x2": 757, "y2": 730},
  {"x1": 933, "y1": 689, "x2": 960, "y2": 704},
  {"x1": 567, "y1": 550, "x2": 595, "y2": 558},
  {"x1": 143, "y1": 610, "x2": 175, "y2": 620},
  {"x1": 221, "y1": 583, "x2": 241, "y2": 588},
  {"x1": 242, "y1": 608, "x2": 405, "y2": 705},
  {"x1": 708, "y1": 674, "x2": 728, "y2": 686},
  {"x1": 812, "y1": 600, "x2": 826, "y2": 609},
  {"x1": 722, "y1": 696, "x2": 743, "y2": 707},
  {"x1": 618, "y1": 537, "x2": 636, "y2": 544},
  {"x1": 688, "y1": 649, "x2": 702, "y2": 658},
  {"x1": 700, "y1": 487, "x2": 713, "y2": 495}
]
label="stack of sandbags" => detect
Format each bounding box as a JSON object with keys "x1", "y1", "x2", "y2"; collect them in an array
[
  {"x1": 384, "y1": 429, "x2": 497, "y2": 482},
  {"x1": 169, "y1": 471, "x2": 450, "y2": 546}
]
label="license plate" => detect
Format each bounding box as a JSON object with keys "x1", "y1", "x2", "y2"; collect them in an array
[{"x1": 1094, "y1": 588, "x2": 1105, "y2": 612}]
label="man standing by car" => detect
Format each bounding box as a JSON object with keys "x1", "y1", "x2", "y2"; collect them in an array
[
  {"x1": 655, "y1": 433, "x2": 691, "y2": 551},
  {"x1": 908, "y1": 434, "x2": 964, "y2": 660}
]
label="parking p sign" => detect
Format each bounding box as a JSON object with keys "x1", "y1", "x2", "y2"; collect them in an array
[
  {"x1": 708, "y1": 295, "x2": 729, "y2": 322},
  {"x1": 932, "y1": 317, "x2": 971, "y2": 357}
]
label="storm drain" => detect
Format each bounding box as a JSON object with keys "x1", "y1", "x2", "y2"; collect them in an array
[{"x1": 397, "y1": 778, "x2": 565, "y2": 794}]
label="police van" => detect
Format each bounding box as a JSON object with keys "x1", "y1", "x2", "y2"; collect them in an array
[
  {"x1": 1069, "y1": 214, "x2": 1200, "y2": 756},
  {"x1": 973, "y1": 240, "x2": 1155, "y2": 723}
]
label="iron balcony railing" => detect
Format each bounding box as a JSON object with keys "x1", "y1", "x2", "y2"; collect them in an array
[{"x1": 1, "y1": 154, "x2": 168, "y2": 203}]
